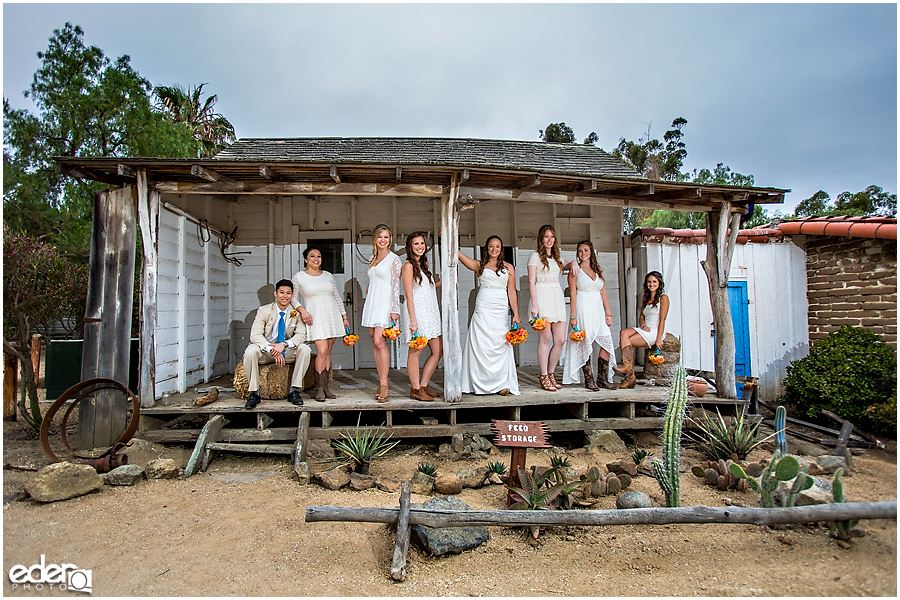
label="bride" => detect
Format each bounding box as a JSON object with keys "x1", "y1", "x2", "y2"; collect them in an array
[{"x1": 457, "y1": 236, "x2": 521, "y2": 395}]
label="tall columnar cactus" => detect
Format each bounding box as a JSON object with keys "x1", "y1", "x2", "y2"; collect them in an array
[
  {"x1": 774, "y1": 405, "x2": 787, "y2": 456},
  {"x1": 652, "y1": 365, "x2": 688, "y2": 507}
]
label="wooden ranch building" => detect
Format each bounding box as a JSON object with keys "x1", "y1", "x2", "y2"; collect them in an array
[{"x1": 56, "y1": 138, "x2": 787, "y2": 444}]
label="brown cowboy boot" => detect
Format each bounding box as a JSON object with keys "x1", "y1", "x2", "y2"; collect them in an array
[
  {"x1": 618, "y1": 346, "x2": 636, "y2": 389},
  {"x1": 581, "y1": 360, "x2": 600, "y2": 391},
  {"x1": 597, "y1": 356, "x2": 616, "y2": 389},
  {"x1": 315, "y1": 369, "x2": 327, "y2": 402},
  {"x1": 322, "y1": 368, "x2": 336, "y2": 399}
]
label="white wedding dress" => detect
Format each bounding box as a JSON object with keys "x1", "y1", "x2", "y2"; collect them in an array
[{"x1": 460, "y1": 268, "x2": 520, "y2": 395}]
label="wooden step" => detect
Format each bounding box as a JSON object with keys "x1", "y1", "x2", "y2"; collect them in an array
[{"x1": 205, "y1": 442, "x2": 294, "y2": 455}]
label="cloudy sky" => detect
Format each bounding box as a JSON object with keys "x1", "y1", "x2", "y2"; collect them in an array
[{"x1": 3, "y1": 3, "x2": 897, "y2": 212}]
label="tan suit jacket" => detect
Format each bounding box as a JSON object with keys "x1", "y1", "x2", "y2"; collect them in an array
[{"x1": 249, "y1": 302, "x2": 307, "y2": 350}]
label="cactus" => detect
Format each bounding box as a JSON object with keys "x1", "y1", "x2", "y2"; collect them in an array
[
  {"x1": 486, "y1": 460, "x2": 507, "y2": 475},
  {"x1": 579, "y1": 467, "x2": 632, "y2": 499},
  {"x1": 692, "y1": 459, "x2": 748, "y2": 492},
  {"x1": 652, "y1": 365, "x2": 688, "y2": 507},
  {"x1": 416, "y1": 462, "x2": 438, "y2": 477},
  {"x1": 729, "y1": 451, "x2": 811, "y2": 508},
  {"x1": 832, "y1": 467, "x2": 859, "y2": 541},
  {"x1": 774, "y1": 405, "x2": 787, "y2": 456}
]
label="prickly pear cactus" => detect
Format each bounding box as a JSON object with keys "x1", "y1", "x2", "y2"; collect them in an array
[
  {"x1": 580, "y1": 467, "x2": 633, "y2": 498},
  {"x1": 652, "y1": 365, "x2": 688, "y2": 507},
  {"x1": 692, "y1": 459, "x2": 748, "y2": 492}
]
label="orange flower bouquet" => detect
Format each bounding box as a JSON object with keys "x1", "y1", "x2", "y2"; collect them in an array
[
  {"x1": 647, "y1": 347, "x2": 665, "y2": 365},
  {"x1": 408, "y1": 331, "x2": 428, "y2": 350},
  {"x1": 529, "y1": 314, "x2": 548, "y2": 331},
  {"x1": 505, "y1": 323, "x2": 528, "y2": 345},
  {"x1": 343, "y1": 326, "x2": 359, "y2": 347},
  {"x1": 382, "y1": 320, "x2": 401, "y2": 340},
  {"x1": 569, "y1": 325, "x2": 586, "y2": 342}
]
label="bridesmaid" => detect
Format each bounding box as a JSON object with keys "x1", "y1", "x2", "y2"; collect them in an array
[
  {"x1": 562, "y1": 240, "x2": 617, "y2": 390},
  {"x1": 401, "y1": 232, "x2": 443, "y2": 402},
  {"x1": 616, "y1": 271, "x2": 669, "y2": 389},
  {"x1": 290, "y1": 246, "x2": 350, "y2": 401},
  {"x1": 458, "y1": 236, "x2": 521, "y2": 395},
  {"x1": 527, "y1": 224, "x2": 570, "y2": 392},
  {"x1": 360, "y1": 224, "x2": 401, "y2": 402}
]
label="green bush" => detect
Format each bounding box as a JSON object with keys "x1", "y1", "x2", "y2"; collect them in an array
[{"x1": 781, "y1": 326, "x2": 896, "y2": 433}]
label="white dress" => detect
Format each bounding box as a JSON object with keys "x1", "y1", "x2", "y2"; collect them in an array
[
  {"x1": 291, "y1": 270, "x2": 346, "y2": 341},
  {"x1": 527, "y1": 252, "x2": 567, "y2": 323},
  {"x1": 401, "y1": 274, "x2": 441, "y2": 344},
  {"x1": 361, "y1": 252, "x2": 401, "y2": 329},
  {"x1": 635, "y1": 295, "x2": 667, "y2": 347},
  {"x1": 562, "y1": 266, "x2": 618, "y2": 384},
  {"x1": 460, "y1": 269, "x2": 520, "y2": 395}
]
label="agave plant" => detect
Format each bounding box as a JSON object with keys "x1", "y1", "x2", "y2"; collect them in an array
[
  {"x1": 507, "y1": 467, "x2": 564, "y2": 511},
  {"x1": 687, "y1": 406, "x2": 770, "y2": 461},
  {"x1": 329, "y1": 416, "x2": 399, "y2": 474},
  {"x1": 416, "y1": 462, "x2": 438, "y2": 477},
  {"x1": 486, "y1": 460, "x2": 508, "y2": 475},
  {"x1": 632, "y1": 449, "x2": 649, "y2": 465}
]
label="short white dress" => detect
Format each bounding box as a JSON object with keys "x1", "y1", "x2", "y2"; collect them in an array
[
  {"x1": 636, "y1": 295, "x2": 667, "y2": 347},
  {"x1": 291, "y1": 270, "x2": 346, "y2": 341},
  {"x1": 562, "y1": 265, "x2": 618, "y2": 384},
  {"x1": 361, "y1": 252, "x2": 401, "y2": 329},
  {"x1": 527, "y1": 252, "x2": 567, "y2": 323},
  {"x1": 401, "y1": 274, "x2": 441, "y2": 344}
]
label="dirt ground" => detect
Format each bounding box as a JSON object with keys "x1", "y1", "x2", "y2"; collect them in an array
[{"x1": 2, "y1": 415, "x2": 897, "y2": 597}]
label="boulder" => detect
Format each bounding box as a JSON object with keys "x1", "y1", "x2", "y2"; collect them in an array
[
  {"x1": 25, "y1": 462, "x2": 103, "y2": 503},
  {"x1": 634, "y1": 432, "x2": 660, "y2": 447},
  {"x1": 457, "y1": 468, "x2": 488, "y2": 489},
  {"x1": 438, "y1": 443, "x2": 452, "y2": 458},
  {"x1": 410, "y1": 496, "x2": 489, "y2": 555},
  {"x1": 307, "y1": 439, "x2": 335, "y2": 459},
  {"x1": 102, "y1": 464, "x2": 145, "y2": 486},
  {"x1": 294, "y1": 462, "x2": 311, "y2": 485},
  {"x1": 616, "y1": 491, "x2": 653, "y2": 509},
  {"x1": 487, "y1": 472, "x2": 504, "y2": 485},
  {"x1": 434, "y1": 475, "x2": 463, "y2": 495},
  {"x1": 791, "y1": 441, "x2": 828, "y2": 457},
  {"x1": 376, "y1": 478, "x2": 401, "y2": 493},
  {"x1": 584, "y1": 429, "x2": 626, "y2": 452},
  {"x1": 816, "y1": 455, "x2": 848, "y2": 475},
  {"x1": 636, "y1": 456, "x2": 656, "y2": 477},
  {"x1": 450, "y1": 434, "x2": 466, "y2": 453},
  {"x1": 146, "y1": 459, "x2": 183, "y2": 480},
  {"x1": 606, "y1": 459, "x2": 638, "y2": 477},
  {"x1": 314, "y1": 468, "x2": 350, "y2": 490},
  {"x1": 410, "y1": 471, "x2": 435, "y2": 495},
  {"x1": 350, "y1": 472, "x2": 376, "y2": 491}
]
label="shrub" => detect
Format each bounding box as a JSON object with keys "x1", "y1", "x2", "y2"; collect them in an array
[{"x1": 781, "y1": 326, "x2": 896, "y2": 433}]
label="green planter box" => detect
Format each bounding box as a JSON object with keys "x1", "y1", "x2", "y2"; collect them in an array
[{"x1": 45, "y1": 339, "x2": 140, "y2": 400}]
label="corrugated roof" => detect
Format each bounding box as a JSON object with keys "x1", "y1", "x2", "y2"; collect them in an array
[
  {"x1": 776, "y1": 216, "x2": 897, "y2": 240},
  {"x1": 211, "y1": 137, "x2": 643, "y2": 179}
]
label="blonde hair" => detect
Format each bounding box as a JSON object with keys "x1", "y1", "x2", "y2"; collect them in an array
[
  {"x1": 369, "y1": 224, "x2": 392, "y2": 267},
  {"x1": 537, "y1": 224, "x2": 563, "y2": 270}
]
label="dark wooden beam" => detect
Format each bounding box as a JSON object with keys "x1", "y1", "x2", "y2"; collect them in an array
[
  {"x1": 259, "y1": 165, "x2": 284, "y2": 181},
  {"x1": 55, "y1": 163, "x2": 121, "y2": 185},
  {"x1": 153, "y1": 181, "x2": 444, "y2": 197},
  {"x1": 117, "y1": 164, "x2": 136, "y2": 178},
  {"x1": 461, "y1": 169, "x2": 469, "y2": 183},
  {"x1": 191, "y1": 164, "x2": 234, "y2": 183},
  {"x1": 330, "y1": 165, "x2": 341, "y2": 184},
  {"x1": 396, "y1": 167, "x2": 402, "y2": 183},
  {"x1": 581, "y1": 179, "x2": 597, "y2": 192},
  {"x1": 512, "y1": 174, "x2": 540, "y2": 198},
  {"x1": 636, "y1": 184, "x2": 655, "y2": 196}
]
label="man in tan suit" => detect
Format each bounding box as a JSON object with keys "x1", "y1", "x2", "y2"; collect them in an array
[{"x1": 243, "y1": 279, "x2": 311, "y2": 409}]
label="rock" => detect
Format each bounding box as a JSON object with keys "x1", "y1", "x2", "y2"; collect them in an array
[
  {"x1": 146, "y1": 459, "x2": 183, "y2": 480},
  {"x1": 678, "y1": 458, "x2": 692, "y2": 473},
  {"x1": 410, "y1": 496, "x2": 489, "y2": 555},
  {"x1": 26, "y1": 462, "x2": 103, "y2": 503},
  {"x1": 487, "y1": 472, "x2": 504, "y2": 485},
  {"x1": 438, "y1": 443, "x2": 452, "y2": 458},
  {"x1": 569, "y1": 448, "x2": 587, "y2": 456},
  {"x1": 616, "y1": 491, "x2": 653, "y2": 509},
  {"x1": 102, "y1": 464, "x2": 145, "y2": 486},
  {"x1": 607, "y1": 459, "x2": 638, "y2": 477},
  {"x1": 816, "y1": 455, "x2": 848, "y2": 475},
  {"x1": 791, "y1": 441, "x2": 828, "y2": 457},
  {"x1": 376, "y1": 478, "x2": 400, "y2": 493},
  {"x1": 634, "y1": 432, "x2": 660, "y2": 446},
  {"x1": 307, "y1": 439, "x2": 335, "y2": 459},
  {"x1": 410, "y1": 471, "x2": 435, "y2": 495},
  {"x1": 314, "y1": 468, "x2": 350, "y2": 490},
  {"x1": 584, "y1": 430, "x2": 626, "y2": 452},
  {"x1": 294, "y1": 462, "x2": 310, "y2": 485},
  {"x1": 126, "y1": 438, "x2": 153, "y2": 452},
  {"x1": 450, "y1": 434, "x2": 465, "y2": 453},
  {"x1": 457, "y1": 467, "x2": 488, "y2": 489},
  {"x1": 562, "y1": 467, "x2": 582, "y2": 482},
  {"x1": 637, "y1": 456, "x2": 656, "y2": 477},
  {"x1": 472, "y1": 434, "x2": 493, "y2": 452},
  {"x1": 772, "y1": 476, "x2": 835, "y2": 507},
  {"x1": 470, "y1": 450, "x2": 488, "y2": 460},
  {"x1": 434, "y1": 475, "x2": 463, "y2": 495},
  {"x1": 350, "y1": 472, "x2": 376, "y2": 491}
]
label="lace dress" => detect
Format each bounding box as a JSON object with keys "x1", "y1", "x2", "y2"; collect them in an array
[
  {"x1": 562, "y1": 266, "x2": 618, "y2": 384},
  {"x1": 291, "y1": 270, "x2": 346, "y2": 341},
  {"x1": 635, "y1": 295, "x2": 666, "y2": 347},
  {"x1": 527, "y1": 252, "x2": 567, "y2": 323},
  {"x1": 361, "y1": 252, "x2": 401, "y2": 328},
  {"x1": 460, "y1": 269, "x2": 520, "y2": 395},
  {"x1": 401, "y1": 274, "x2": 441, "y2": 344}
]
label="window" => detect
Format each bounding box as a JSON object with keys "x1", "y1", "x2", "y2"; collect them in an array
[{"x1": 304, "y1": 239, "x2": 344, "y2": 274}]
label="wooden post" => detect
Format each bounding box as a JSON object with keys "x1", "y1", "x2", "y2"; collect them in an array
[
  {"x1": 30, "y1": 334, "x2": 42, "y2": 389},
  {"x1": 702, "y1": 200, "x2": 737, "y2": 399},
  {"x1": 508, "y1": 448, "x2": 528, "y2": 491},
  {"x1": 137, "y1": 170, "x2": 159, "y2": 408},
  {"x1": 390, "y1": 480, "x2": 412, "y2": 581},
  {"x1": 441, "y1": 172, "x2": 462, "y2": 403},
  {"x1": 4, "y1": 355, "x2": 18, "y2": 420},
  {"x1": 295, "y1": 412, "x2": 310, "y2": 465},
  {"x1": 185, "y1": 414, "x2": 225, "y2": 478}
]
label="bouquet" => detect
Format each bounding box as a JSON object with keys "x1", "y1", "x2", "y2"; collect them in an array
[
  {"x1": 569, "y1": 325, "x2": 586, "y2": 342},
  {"x1": 505, "y1": 323, "x2": 528, "y2": 345},
  {"x1": 529, "y1": 314, "x2": 548, "y2": 331},
  {"x1": 343, "y1": 326, "x2": 359, "y2": 347},
  {"x1": 409, "y1": 331, "x2": 428, "y2": 350},
  {"x1": 382, "y1": 320, "x2": 401, "y2": 340},
  {"x1": 647, "y1": 346, "x2": 665, "y2": 365}
]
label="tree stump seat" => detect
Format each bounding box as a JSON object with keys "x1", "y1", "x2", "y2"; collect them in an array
[{"x1": 233, "y1": 360, "x2": 323, "y2": 400}]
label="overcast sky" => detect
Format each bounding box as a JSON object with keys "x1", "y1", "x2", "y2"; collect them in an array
[{"x1": 3, "y1": 3, "x2": 897, "y2": 212}]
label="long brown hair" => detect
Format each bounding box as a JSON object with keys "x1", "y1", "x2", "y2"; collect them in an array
[
  {"x1": 477, "y1": 235, "x2": 507, "y2": 277},
  {"x1": 404, "y1": 232, "x2": 433, "y2": 285},
  {"x1": 369, "y1": 224, "x2": 392, "y2": 267},
  {"x1": 642, "y1": 271, "x2": 665, "y2": 309},
  {"x1": 537, "y1": 224, "x2": 563, "y2": 270},
  {"x1": 576, "y1": 240, "x2": 604, "y2": 281}
]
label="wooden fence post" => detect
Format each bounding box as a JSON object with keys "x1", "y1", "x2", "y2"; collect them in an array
[{"x1": 4, "y1": 355, "x2": 18, "y2": 420}]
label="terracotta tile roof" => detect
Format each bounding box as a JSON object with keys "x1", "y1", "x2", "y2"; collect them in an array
[
  {"x1": 634, "y1": 227, "x2": 785, "y2": 245},
  {"x1": 211, "y1": 137, "x2": 642, "y2": 179},
  {"x1": 775, "y1": 215, "x2": 897, "y2": 240}
]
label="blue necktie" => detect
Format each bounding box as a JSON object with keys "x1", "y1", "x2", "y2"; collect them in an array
[{"x1": 278, "y1": 311, "x2": 286, "y2": 356}]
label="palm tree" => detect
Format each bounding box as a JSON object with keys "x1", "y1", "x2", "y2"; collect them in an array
[{"x1": 153, "y1": 83, "x2": 236, "y2": 156}]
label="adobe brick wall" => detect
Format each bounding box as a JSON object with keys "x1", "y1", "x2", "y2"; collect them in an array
[{"x1": 805, "y1": 236, "x2": 897, "y2": 349}]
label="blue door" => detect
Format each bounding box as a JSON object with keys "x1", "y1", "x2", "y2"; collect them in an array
[{"x1": 728, "y1": 282, "x2": 751, "y2": 395}]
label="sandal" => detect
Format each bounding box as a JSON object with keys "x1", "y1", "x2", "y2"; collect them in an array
[
  {"x1": 375, "y1": 384, "x2": 389, "y2": 403},
  {"x1": 539, "y1": 374, "x2": 556, "y2": 392},
  {"x1": 548, "y1": 373, "x2": 562, "y2": 390}
]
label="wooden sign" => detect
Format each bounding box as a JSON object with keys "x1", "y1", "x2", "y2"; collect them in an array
[{"x1": 491, "y1": 420, "x2": 550, "y2": 448}]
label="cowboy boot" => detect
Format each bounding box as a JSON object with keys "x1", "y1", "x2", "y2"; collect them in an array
[
  {"x1": 315, "y1": 370, "x2": 327, "y2": 402},
  {"x1": 581, "y1": 361, "x2": 600, "y2": 391},
  {"x1": 597, "y1": 355, "x2": 616, "y2": 389},
  {"x1": 618, "y1": 346, "x2": 636, "y2": 389},
  {"x1": 323, "y1": 368, "x2": 336, "y2": 399}
]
